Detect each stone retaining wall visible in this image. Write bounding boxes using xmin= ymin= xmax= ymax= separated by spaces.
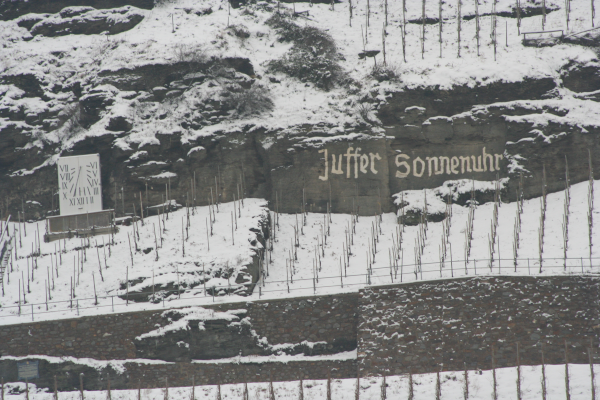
xmin=0 ymin=358 xmax=357 ymax=391
xmin=0 ymin=276 xmax=598 ymax=391
xmin=357 ymin=276 xmax=600 ymax=376
xmin=0 ymin=293 xmax=358 ymax=360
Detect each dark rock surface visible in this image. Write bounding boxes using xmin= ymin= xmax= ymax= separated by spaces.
xmin=0 ymin=0 xmax=153 ymax=21
xmin=1 ymin=64 xmax=600 ymax=222
xmin=15 ymin=13 xmax=49 ymax=29
xmin=561 ymin=62 xmax=600 ymax=93
xmin=30 ymin=6 xmax=145 ymax=37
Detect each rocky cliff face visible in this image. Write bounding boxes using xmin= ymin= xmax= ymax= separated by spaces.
xmin=1 ymin=0 xmax=599 ymax=220
xmin=3 ymin=69 xmax=599 ymax=220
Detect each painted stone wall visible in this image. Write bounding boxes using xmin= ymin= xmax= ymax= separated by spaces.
xmin=4 ymin=77 xmax=600 ymax=220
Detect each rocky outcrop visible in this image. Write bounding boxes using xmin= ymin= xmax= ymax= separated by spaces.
xmin=561 ymin=61 xmax=600 ymax=93
xmin=1 ymin=62 xmax=600 ymax=221
xmin=0 ymin=0 xmax=153 ymax=21
xmin=29 ymin=6 xmax=145 ymax=37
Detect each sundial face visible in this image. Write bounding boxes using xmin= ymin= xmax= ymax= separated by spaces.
xmin=57 ymin=154 xmax=103 ymax=216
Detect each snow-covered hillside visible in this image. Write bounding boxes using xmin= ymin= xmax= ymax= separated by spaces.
xmin=2 ymin=363 xmax=598 ymax=400
xmin=1 ymin=0 xmax=600 ymax=153
xmin=0 ymin=179 xmax=598 ymax=324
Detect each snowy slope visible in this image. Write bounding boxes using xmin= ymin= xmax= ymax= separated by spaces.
xmin=1 ymin=0 xmax=600 ymax=154
xmin=0 ymin=179 xmax=598 ymax=325
xmin=1 ymin=363 xmax=599 ymax=400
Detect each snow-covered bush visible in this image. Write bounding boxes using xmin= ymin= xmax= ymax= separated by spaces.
xmin=369 ymin=63 xmax=400 ymax=82
xmin=173 ymin=43 xmax=207 ymax=65
xmin=221 ymin=84 xmax=274 ymax=117
xmin=227 ymin=24 xmax=251 ymax=39
xmin=266 ymin=14 xmax=343 ymax=90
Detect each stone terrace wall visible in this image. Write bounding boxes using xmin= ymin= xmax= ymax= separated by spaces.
xmin=0 ymin=276 xmax=598 ymax=391
xmin=357 ymin=276 xmax=600 ymax=376
xmin=0 ymin=293 xmax=358 ymax=360
xmin=0 ymin=358 xmax=357 ymax=391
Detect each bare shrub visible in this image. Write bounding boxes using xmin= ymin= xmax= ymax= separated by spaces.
xmin=356 ymin=103 xmax=373 ymax=123
xmin=227 ymin=24 xmax=251 ymax=39
xmin=370 ymin=63 xmax=400 ymax=82
xmin=221 ymin=84 xmax=273 ymax=117
xmin=154 ymin=0 xmax=176 ymax=7
xmin=266 ymin=14 xmax=343 ymax=90
xmin=57 ymin=103 xmax=82 ymax=140
xmin=173 ymin=43 xmax=207 ymax=64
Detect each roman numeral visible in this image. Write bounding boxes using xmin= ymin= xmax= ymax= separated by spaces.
xmin=61 ymin=182 xmax=68 ymax=190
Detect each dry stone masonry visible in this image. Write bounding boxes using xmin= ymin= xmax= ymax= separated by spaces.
xmin=0 ymin=276 xmax=598 ymax=391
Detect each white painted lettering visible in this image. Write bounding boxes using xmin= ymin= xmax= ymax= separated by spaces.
xmin=439 ymin=156 xmax=451 ymax=175
xmin=482 ymin=147 xmax=494 ymax=172
xmin=450 ymin=157 xmax=460 ymax=174
xmin=331 ymin=154 xmax=343 ymax=175
xmin=495 ymin=154 xmax=503 ymax=171
xmin=352 ymin=148 xmax=361 ymax=178
xmin=369 ymin=153 xmax=381 ymax=174
xmin=460 ymin=156 xmax=472 ymax=173
xmin=426 ymin=157 xmax=438 ymax=177
xmin=413 ymin=157 xmax=426 ymax=177
xmin=318 ymin=149 xmax=329 ymax=181
xmin=471 ymin=155 xmax=484 ymax=172
xmin=345 ymin=147 xmax=355 ymax=179
xmin=395 ymin=154 xmax=411 ymax=178
xmin=360 ymin=154 xmax=369 ymax=174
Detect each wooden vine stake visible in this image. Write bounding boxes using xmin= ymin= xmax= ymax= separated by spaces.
xmin=492 ymin=345 xmax=497 ymax=400
xmin=516 ymin=342 xmax=521 ymax=400
xmin=457 ymin=0 xmax=462 ymax=57
xmin=475 ymin=0 xmax=480 ymax=56
xmin=355 ymin=371 xmax=360 ymax=400
xmin=438 ymin=0 xmax=443 ymax=58
xmin=421 ymin=0 xmax=426 ymax=58
xmin=107 ymin=375 xmax=112 ymax=400
xmin=327 ymin=371 xmax=332 ymax=400
xmin=463 ymin=362 xmax=468 ymax=400
xmin=541 ymin=344 xmax=547 ymax=400
xmin=382 ymin=25 xmax=386 ymax=66
xmin=191 ymin=376 xmax=195 ymax=400
xmin=349 ymin=0 xmax=352 ymax=26
xmin=589 ymin=339 xmax=596 ymax=400
xmin=79 ymin=374 xmax=84 ymax=400
xmin=564 ymin=340 xmax=571 ymax=400
xmin=435 ymin=368 xmax=441 ymax=400
xmin=516 ymin=0 xmax=521 ymax=34
xmin=588 ymin=150 xmax=594 ymax=267
xmin=269 ymin=373 xmax=275 ymax=400
xmin=402 ymin=0 xmax=407 ymax=62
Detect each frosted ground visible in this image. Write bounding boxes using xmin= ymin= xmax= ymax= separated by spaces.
xmin=1 ymin=0 xmax=600 ymax=154
xmin=1 ymin=364 xmax=598 ymax=400
xmin=0 ymin=179 xmax=598 ymax=324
